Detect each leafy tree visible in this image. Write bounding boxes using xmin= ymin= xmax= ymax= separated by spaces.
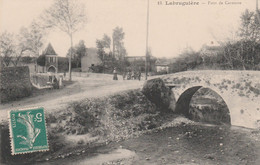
xmin=58 ymin=58 xmax=69 ymax=72
xmin=42 ymin=0 xmax=87 ymax=81
xmin=239 ymin=9 xmax=260 ymax=42
xmin=96 ymin=39 xmax=106 ymax=62
xmin=102 ymin=34 xmax=111 ymax=50
xmin=66 ymin=40 xmax=86 ymax=68
xmin=75 ymin=40 xmax=87 ymax=67
xmin=21 ymin=56 xmax=34 ymax=64
xmin=212 ymin=10 xmax=260 ymax=70
xmin=95 ymin=30 xmax=128 ymax=73
xmin=37 ymin=55 xmax=46 ymax=66
xmin=193 ymin=10 xmax=260 ymax=70
xmin=168 ymin=47 xmax=202 ymax=73
xmin=112 ymin=27 xmax=127 ymax=60
xmin=222 ymin=40 xmax=260 ymax=70
xmin=96 ymin=34 xmax=113 ymax=62
xmin=238 ymin=10 xmax=260 ymax=69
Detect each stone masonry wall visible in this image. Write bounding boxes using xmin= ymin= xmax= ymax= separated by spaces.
xmin=0 ymin=66 xmax=32 ymax=103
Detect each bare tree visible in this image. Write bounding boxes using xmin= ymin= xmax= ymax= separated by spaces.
xmin=22 ymin=21 xmax=45 ymax=56
xmin=0 ymin=31 xmax=29 ymax=67
xmin=11 ymin=43 xmax=27 ymax=67
xmin=0 ymin=32 xmax=15 ymax=67
xmin=18 ymin=20 xmax=45 ymax=71
xmin=42 ymin=0 xmax=87 ymax=81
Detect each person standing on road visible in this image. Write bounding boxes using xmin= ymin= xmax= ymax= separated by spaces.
xmin=113 ymin=68 xmax=118 ymax=80
xmin=53 ymin=76 xmax=59 ymax=89
xmin=123 ymin=71 xmax=126 ymax=80
xmin=138 ymin=70 xmax=141 ymax=81
xmin=131 ymin=71 xmax=135 ymax=80
xmin=127 ymin=71 xmax=131 ymax=80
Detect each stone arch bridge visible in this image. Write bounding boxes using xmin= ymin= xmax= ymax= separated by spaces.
xmin=160 ymin=70 xmax=260 ymax=129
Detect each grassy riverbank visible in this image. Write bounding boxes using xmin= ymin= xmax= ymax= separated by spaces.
xmin=1 ymin=89 xmax=175 ymax=164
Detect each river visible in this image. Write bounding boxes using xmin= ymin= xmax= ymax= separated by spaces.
xmin=40 ymin=122 xmax=260 ymax=165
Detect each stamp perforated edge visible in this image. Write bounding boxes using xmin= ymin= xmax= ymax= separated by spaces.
xmin=8 ymin=106 xmax=49 ymax=155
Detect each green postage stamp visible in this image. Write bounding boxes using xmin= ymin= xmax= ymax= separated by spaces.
xmin=8 ymin=107 xmax=49 ymax=155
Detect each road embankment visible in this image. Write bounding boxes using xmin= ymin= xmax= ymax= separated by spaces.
xmin=1 ymin=88 xmax=175 ymax=164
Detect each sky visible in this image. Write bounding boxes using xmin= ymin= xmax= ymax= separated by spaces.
xmin=0 ymin=0 xmax=256 ymax=58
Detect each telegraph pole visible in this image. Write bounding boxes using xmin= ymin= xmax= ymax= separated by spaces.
xmin=256 ymin=0 xmax=260 ymax=24
xmin=145 ymin=0 xmax=150 ymax=80
xmin=257 ymin=0 xmax=258 ymax=11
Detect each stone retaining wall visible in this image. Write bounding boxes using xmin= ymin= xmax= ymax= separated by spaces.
xmin=0 ymin=66 xmax=32 ymax=103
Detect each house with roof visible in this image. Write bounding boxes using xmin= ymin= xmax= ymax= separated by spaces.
xmin=36 ymin=43 xmax=69 ymax=73
xmin=125 ymin=56 xmax=146 ymax=62
xmin=155 ymin=60 xmax=170 ymax=73
xmin=200 ymin=41 xmax=223 ymax=58
xmin=43 ymin=43 xmax=59 ymax=73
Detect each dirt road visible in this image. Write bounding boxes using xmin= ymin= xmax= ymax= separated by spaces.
xmin=0 ymin=73 xmax=144 ymax=122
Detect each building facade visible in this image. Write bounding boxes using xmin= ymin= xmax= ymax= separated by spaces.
xmin=42 ymin=43 xmax=58 ymax=73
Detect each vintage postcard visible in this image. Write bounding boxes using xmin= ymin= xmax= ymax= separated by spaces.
xmin=0 ymin=0 xmax=259 ymax=164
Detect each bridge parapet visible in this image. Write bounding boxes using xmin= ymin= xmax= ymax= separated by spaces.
xmin=161 ymin=70 xmax=260 ymax=129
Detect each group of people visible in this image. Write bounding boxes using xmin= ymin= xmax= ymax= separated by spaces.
xmin=112 ymin=68 xmax=142 ymax=81
xmin=123 ymin=70 xmax=141 ymax=80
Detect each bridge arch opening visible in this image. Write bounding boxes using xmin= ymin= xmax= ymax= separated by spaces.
xmin=175 ymin=86 xmax=231 ymax=125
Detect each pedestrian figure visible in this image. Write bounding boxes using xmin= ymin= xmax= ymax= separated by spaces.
xmin=53 ymin=76 xmax=59 ymax=89
xmin=49 ymin=75 xmax=53 ymax=83
xmin=131 ymin=71 xmax=135 ymax=80
xmin=127 ymin=71 xmax=131 ymax=80
xmin=138 ymin=71 xmax=141 ymax=81
xmin=123 ymin=71 xmax=126 ymax=80
xmin=113 ymin=68 xmax=118 ymax=80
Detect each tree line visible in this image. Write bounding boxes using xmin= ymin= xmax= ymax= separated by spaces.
xmin=0 ymin=21 xmax=45 ymax=68
xmin=94 ymin=27 xmax=128 ymax=73
xmin=0 ymin=0 xmax=86 ymax=81
xmin=58 ymin=26 xmax=128 ymax=73
xmin=168 ymin=9 xmax=260 ymax=73
xmin=0 ymin=0 xmax=129 ymax=77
